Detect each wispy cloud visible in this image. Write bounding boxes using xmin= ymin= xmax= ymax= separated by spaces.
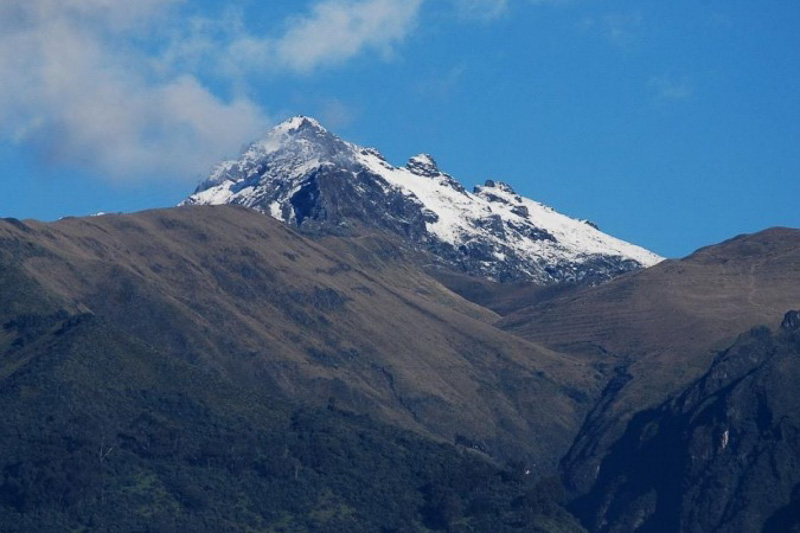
xmin=0 ymin=1 xmax=268 ymax=182
xmin=0 ymin=0 xmax=424 ymax=182
xmin=170 ymin=0 xmax=423 ymax=77
xmin=276 ymin=0 xmax=423 ymax=73
xmin=1 ymin=0 xmax=574 ymax=182
xmin=648 ymin=75 xmax=693 ymax=101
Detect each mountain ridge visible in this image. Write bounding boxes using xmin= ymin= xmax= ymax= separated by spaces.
xmin=183 ymin=116 xmax=662 ymax=284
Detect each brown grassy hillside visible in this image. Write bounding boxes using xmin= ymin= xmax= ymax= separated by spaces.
xmin=0 ymin=205 xmax=602 ymax=470
xmin=497 ymin=227 xmax=800 ymax=491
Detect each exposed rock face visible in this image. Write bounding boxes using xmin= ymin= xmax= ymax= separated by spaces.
xmin=498 ymin=227 xmax=800 ymax=500
xmin=184 ymin=116 xmax=662 ymax=284
xmin=571 ymin=311 xmax=800 ymax=533
xmin=781 ymin=309 xmax=800 ymax=330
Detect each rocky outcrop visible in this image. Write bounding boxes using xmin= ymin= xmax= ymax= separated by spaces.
xmin=571 ymin=311 xmax=800 ymax=533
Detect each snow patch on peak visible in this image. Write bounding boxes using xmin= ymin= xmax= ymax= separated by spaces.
xmin=275 ymin=116 xmax=327 ymax=135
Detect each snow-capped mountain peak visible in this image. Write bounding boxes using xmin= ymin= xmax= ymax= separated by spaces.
xmin=275 ymin=115 xmax=327 ymax=134
xmin=183 ymin=117 xmax=662 ymax=284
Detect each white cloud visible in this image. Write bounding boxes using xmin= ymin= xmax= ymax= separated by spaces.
xmin=0 ymin=0 xmax=423 ymax=183
xmin=0 ymin=0 xmax=268 ymax=182
xmin=165 ymin=0 xmax=423 ymax=77
xmin=276 ymin=0 xmax=423 ymax=73
xmin=1 ymin=0 xmax=565 ymax=183
xmin=605 ymin=14 xmax=643 ymax=47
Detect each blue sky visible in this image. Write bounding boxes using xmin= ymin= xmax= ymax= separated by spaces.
xmin=1 ymin=0 xmax=798 ymax=258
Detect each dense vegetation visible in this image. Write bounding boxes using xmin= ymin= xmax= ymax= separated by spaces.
xmin=0 ymin=306 xmax=584 ymax=532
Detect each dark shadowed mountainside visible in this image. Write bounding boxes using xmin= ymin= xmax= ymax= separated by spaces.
xmin=571 ymin=311 xmax=800 ymax=533
xmin=496 ymin=228 xmax=800 ymax=493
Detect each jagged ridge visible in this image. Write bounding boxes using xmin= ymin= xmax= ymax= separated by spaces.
xmin=183 ymin=116 xmax=662 ymax=283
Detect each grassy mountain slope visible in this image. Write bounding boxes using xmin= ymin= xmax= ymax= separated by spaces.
xmin=496 ymin=228 xmax=800 ymax=492
xmin=0 ymin=206 xmax=601 ymax=471
xmin=0 ymin=293 xmax=585 ymax=532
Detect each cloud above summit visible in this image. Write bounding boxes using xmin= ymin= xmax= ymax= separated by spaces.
xmin=0 ymin=0 xmax=423 ymax=182
xmin=276 ymin=0 xmax=423 ymax=72
xmin=0 ymin=0 xmax=269 ymax=182
xmin=0 ymin=0 xmax=573 ymax=183
xmin=170 ymin=0 xmax=424 ymax=77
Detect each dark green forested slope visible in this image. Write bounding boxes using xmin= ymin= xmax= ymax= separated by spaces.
xmin=0 ymin=265 xmax=584 ymax=532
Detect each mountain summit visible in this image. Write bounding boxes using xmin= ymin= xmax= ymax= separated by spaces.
xmin=183 ymin=116 xmax=662 ymax=283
